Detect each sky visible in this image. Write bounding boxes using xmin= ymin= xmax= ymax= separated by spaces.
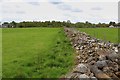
xmin=0 ymin=0 xmax=119 ymax=23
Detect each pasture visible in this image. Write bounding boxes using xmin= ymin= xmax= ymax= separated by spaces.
xmin=79 ymin=28 xmax=119 ymax=43
xmin=2 ymin=28 xmax=75 ymax=78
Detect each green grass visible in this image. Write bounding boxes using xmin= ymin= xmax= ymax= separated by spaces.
xmin=2 ymin=28 xmax=75 ymax=78
xmin=79 ymin=28 xmax=119 ymax=43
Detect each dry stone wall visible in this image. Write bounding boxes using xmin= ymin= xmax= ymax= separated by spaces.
xmin=64 ymin=27 xmax=120 ymax=80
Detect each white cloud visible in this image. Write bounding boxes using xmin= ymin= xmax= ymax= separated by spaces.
xmin=57 ymin=3 xmax=72 ymax=11
xmin=54 ymin=0 xmax=119 ymax=2
xmin=2 ymin=0 xmax=23 ymax=2
xmin=59 ymin=2 xmax=118 ymax=23
xmin=91 ymin=7 xmax=102 ymax=10
xmin=27 ymin=2 xmax=40 ymax=6
xmin=1 ymin=1 xmax=118 ymax=23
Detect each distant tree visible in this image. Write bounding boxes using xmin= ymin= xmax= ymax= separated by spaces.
xmin=66 ymin=20 xmax=72 ymax=27
xmin=85 ymin=21 xmax=89 ymax=24
xmin=75 ymin=22 xmax=85 ymax=28
xmin=96 ymin=22 xmax=108 ymax=28
xmin=67 ymin=20 xmax=71 ymax=23
xmin=109 ymin=21 xmax=116 ymax=26
xmin=9 ymin=20 xmax=109 ymax=28
xmin=3 ymin=22 xmax=9 ymax=24
xmin=118 ymin=23 xmax=120 ymax=26
xmin=10 ymin=21 xmax=17 ymax=28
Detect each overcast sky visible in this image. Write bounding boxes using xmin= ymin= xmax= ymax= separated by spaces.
xmin=0 ymin=0 xmax=119 ymax=23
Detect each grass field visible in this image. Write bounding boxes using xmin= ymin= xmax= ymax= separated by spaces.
xmin=79 ymin=28 xmax=119 ymax=43
xmin=2 ymin=28 xmax=75 ymax=78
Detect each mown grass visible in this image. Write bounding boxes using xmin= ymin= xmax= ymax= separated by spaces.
xmin=2 ymin=28 xmax=75 ymax=78
xmin=79 ymin=28 xmax=119 ymax=43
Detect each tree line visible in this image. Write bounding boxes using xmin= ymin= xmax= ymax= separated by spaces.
xmin=1 ymin=20 xmax=120 ymax=28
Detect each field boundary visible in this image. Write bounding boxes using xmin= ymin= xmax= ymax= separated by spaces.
xmin=64 ymin=27 xmax=120 ymax=79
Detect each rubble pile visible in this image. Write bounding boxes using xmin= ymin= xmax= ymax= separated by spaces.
xmin=64 ymin=28 xmax=120 ymax=79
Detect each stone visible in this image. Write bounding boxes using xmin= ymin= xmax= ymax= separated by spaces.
xmin=115 ymin=72 xmax=120 ymax=77
xmin=75 ymin=47 xmax=79 ymax=50
xmin=114 ymin=47 xmax=118 ymax=53
xmin=107 ymin=51 xmax=118 ymax=60
xmin=81 ymin=60 xmax=85 ymax=63
xmin=76 ymin=56 xmax=80 ymax=60
xmin=89 ymin=61 xmax=96 ymax=65
xmin=89 ymin=73 xmax=94 ymax=77
xmin=114 ymin=43 xmax=118 ymax=47
xmin=90 ymin=77 xmax=98 ymax=80
xmin=79 ymin=74 xmax=89 ymax=79
xmin=77 ymin=63 xmax=88 ymax=73
xmin=111 ymin=63 xmax=119 ymax=72
xmin=103 ymin=67 xmax=110 ymax=72
xmin=87 ymin=57 xmax=94 ymax=63
xmin=95 ymin=60 xmax=107 ymax=69
xmin=99 ymin=55 xmax=106 ymax=61
xmin=76 ymin=50 xmax=79 ymax=53
xmin=95 ymin=47 xmax=98 ymax=50
xmin=80 ymin=46 xmax=84 ymax=50
xmin=118 ymin=43 xmax=120 ymax=48
xmin=73 ymin=44 xmax=77 ymax=47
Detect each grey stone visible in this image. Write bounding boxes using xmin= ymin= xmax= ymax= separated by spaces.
xmin=77 ymin=63 xmax=88 ymax=73
xmin=95 ymin=60 xmax=107 ymax=69
xmin=107 ymin=52 xmax=118 ymax=61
